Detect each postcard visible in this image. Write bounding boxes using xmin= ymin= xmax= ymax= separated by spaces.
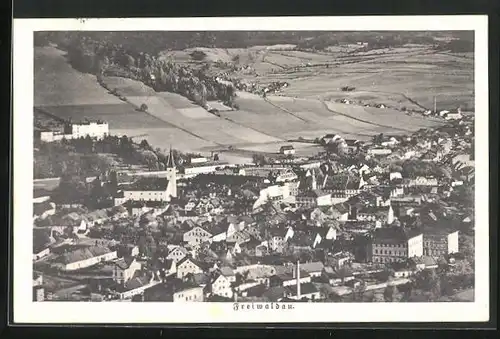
xmin=13 ymin=15 xmax=489 ymax=323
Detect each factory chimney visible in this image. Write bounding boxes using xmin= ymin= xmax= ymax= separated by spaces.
xmin=296 ymin=260 xmax=301 ymax=300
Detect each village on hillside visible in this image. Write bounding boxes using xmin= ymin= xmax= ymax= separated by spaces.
xmin=32 ymin=108 xmax=475 ymax=303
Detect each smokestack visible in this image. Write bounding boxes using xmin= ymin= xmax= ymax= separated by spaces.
xmin=296 ymin=260 xmax=301 ymax=299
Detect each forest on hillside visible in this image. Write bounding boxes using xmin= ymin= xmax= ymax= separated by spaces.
xmin=34 ymin=31 xmax=474 ymax=53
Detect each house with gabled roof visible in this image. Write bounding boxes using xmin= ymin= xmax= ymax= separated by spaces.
xmin=116 ymin=274 xmax=160 ymax=300
xmin=318 ymin=226 xmax=337 ymax=241
xmin=183 ymin=226 xmax=212 ymax=247
xmin=226 ymin=230 xmax=252 ymax=245
xmin=219 ymin=266 xmax=237 ymax=282
xmin=112 ymin=257 xmax=142 ymax=284
xmin=33 ymin=201 xmax=56 ymax=221
xmin=266 ymin=227 xmax=293 ymax=253
xmin=166 ymin=246 xmax=189 ymax=264
xmin=176 ymin=257 xmax=204 ymax=279
xmin=56 ymin=246 xmax=117 ymax=271
xmin=210 ymin=273 xmax=233 ymax=299
xmin=327 ymin=203 xmax=350 ymax=221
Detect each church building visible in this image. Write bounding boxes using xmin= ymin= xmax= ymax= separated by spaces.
xmin=121 ymin=147 xmax=178 ymax=203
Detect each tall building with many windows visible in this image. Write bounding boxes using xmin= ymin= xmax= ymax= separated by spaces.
xmin=368 ymin=227 xmax=423 ymax=264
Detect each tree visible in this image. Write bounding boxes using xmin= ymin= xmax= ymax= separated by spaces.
xmin=53 ymin=174 xmax=88 ymax=204
xmin=371 ymin=292 xmax=386 ymax=302
xmin=415 ymin=269 xmax=442 ymax=301
xmin=352 ymin=281 xmax=366 ymax=301
xmin=373 ymin=133 xmax=384 ymax=144
xmin=252 ymin=154 xmax=267 ymax=166
xmin=383 ymin=285 xmax=400 ymax=302
xmin=140 ymin=139 xmax=151 ymax=150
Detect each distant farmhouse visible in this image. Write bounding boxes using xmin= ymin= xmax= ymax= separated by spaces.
xmin=279 ymin=145 xmax=296 ymax=156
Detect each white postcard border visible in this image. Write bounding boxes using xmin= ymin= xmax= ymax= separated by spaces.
xmin=13 ymin=15 xmax=489 ymax=324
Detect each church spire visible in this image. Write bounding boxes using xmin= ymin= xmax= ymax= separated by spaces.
xmin=166 ymin=145 xmax=176 ymax=168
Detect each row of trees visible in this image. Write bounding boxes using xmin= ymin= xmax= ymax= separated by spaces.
xmin=34 ymin=145 xmax=113 ymax=179
xmin=34 ymin=135 xmax=185 ymax=179
xmin=50 ymin=171 xmax=118 ymax=209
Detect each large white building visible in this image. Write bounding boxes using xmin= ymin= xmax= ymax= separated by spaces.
xmin=368 ymin=227 xmax=424 ymax=264
xmin=39 ymin=120 xmax=109 ymax=142
xmin=69 ymin=121 xmax=109 ymax=139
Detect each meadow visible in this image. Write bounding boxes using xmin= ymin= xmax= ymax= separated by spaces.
xmin=34 ymin=43 xmax=471 ymax=157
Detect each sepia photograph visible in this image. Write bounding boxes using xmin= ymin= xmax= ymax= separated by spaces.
xmin=13 ymin=16 xmax=489 ymax=324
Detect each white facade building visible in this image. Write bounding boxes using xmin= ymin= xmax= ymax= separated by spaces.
xmin=60 ymin=247 xmax=117 ymax=271
xmin=70 ymin=122 xmax=109 ymax=139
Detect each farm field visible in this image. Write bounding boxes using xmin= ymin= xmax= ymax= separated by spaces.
xmin=34 ymin=47 xmax=125 ymax=107
xmin=234 ymin=46 xmax=473 ymax=112
xmin=124 ymin=94 xmax=281 ymax=147
xmin=35 ymin=43 xmax=470 ymax=156
xmin=38 ymin=104 xmax=171 ymax=130
xmin=102 ymin=76 xmax=156 ymax=97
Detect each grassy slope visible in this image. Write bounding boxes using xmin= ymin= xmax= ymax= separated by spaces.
xmin=35 ymin=44 xmax=470 ymax=154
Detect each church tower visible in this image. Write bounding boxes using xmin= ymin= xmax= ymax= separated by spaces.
xmin=165 ymin=146 xmax=177 ymax=201
xmin=311 ymin=169 xmax=317 ymax=191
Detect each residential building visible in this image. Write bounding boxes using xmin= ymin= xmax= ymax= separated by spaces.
xmin=33 ymin=244 xmax=51 ymax=261
xmin=279 ymin=145 xmax=296 ymax=155
xmin=176 ymin=257 xmax=204 ymax=279
xmin=33 ymin=272 xmax=43 ymax=287
xmin=113 ymin=257 xmax=142 ymax=284
xmin=267 ymin=228 xmax=293 ymax=253
xmin=295 ymin=190 xmax=332 ymax=207
xmin=33 ymin=201 xmax=56 ymax=220
xmin=173 ymin=285 xmax=204 ymax=302
xmin=367 ymin=148 xmax=392 ymax=156
xmin=57 ymin=246 xmax=117 ymax=271
xmin=368 ymin=227 xmax=423 ymax=264
xmin=423 ymin=229 xmax=459 ymax=258
xmin=409 ymin=256 xmax=439 ymax=271
xmin=33 ymin=286 xmax=45 ymax=301
xmin=210 ymin=273 xmax=233 ymax=298
xmin=116 ymin=275 xmax=159 ymax=300
xmin=407 ymin=176 xmax=439 ymax=187
xmin=183 ymin=226 xmax=213 ymax=247
xmin=167 ymin=246 xmax=189 ymax=264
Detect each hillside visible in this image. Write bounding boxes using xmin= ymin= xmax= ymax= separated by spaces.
xmin=34 ymin=34 xmax=471 ymax=158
